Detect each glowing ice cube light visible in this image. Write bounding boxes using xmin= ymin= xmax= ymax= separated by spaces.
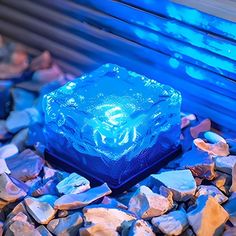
xmin=43 ymin=64 xmax=182 ymax=191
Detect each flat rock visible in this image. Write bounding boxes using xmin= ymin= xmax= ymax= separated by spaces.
xmin=0 ymin=173 xmax=26 ymax=204
xmin=83 ymin=205 xmax=136 ymax=230
xmin=178 ymin=148 xmax=216 ymax=180
xmin=56 ymin=172 xmax=90 ymax=195
xmin=4 ymin=202 xmax=34 ymax=230
xmin=195 ymin=185 xmax=228 ymax=204
xmin=187 ymin=195 xmax=229 ymax=236
xmin=150 ymin=170 xmax=197 ymax=201
xmin=152 ymin=210 xmax=188 ymax=235
xmin=5 ymin=220 xmax=40 ymax=236
xmin=24 ymin=195 xmax=57 ymax=224
xmin=31 ymin=177 xmax=58 ymax=197
xmin=101 ymin=196 xmax=128 ymax=210
xmin=128 ymin=186 xmax=172 ymax=219
xmin=79 ymin=223 xmax=119 ymax=236
xmin=54 ymin=183 xmax=111 ymax=210
xmin=190 ymin=119 xmax=211 ymax=138
xmin=224 ymin=197 xmax=236 ymax=226
xmin=0 ymin=159 xmax=10 ymax=174
xmin=215 ymin=155 xmax=236 ymax=174
xmin=230 ymin=164 xmax=236 ymax=192
xmin=6 ymin=108 xmax=40 ymax=133
xmin=128 ymin=219 xmax=155 ymax=236
xmin=6 ymin=149 xmax=44 ymax=181
xmin=204 ymin=131 xmax=226 ymax=144
xmin=11 ymin=128 xmax=28 ymax=152
xmin=0 ymin=144 xmax=18 ymax=159
xmin=194 ymin=138 xmax=229 ymax=156
xmin=223 ymin=227 xmax=236 ymax=236
xmin=0 ymin=120 xmax=11 ymax=141
xmin=36 ymin=225 xmax=52 ymax=236
xmin=47 ymin=212 xmax=83 ymax=236
xmin=211 ymin=171 xmax=231 ymax=195
xmin=0 ymin=221 xmax=2 ymax=236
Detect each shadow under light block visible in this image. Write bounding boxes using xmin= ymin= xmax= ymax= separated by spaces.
xmin=43 ymin=64 xmax=181 ymax=191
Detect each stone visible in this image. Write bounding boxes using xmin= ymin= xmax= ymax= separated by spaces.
xmin=36 ymin=225 xmax=53 ymax=236
xmin=230 ymin=163 xmax=236 ymax=192
xmin=11 ymin=128 xmax=28 ymax=152
xmin=83 ymin=205 xmax=136 ymax=230
xmin=128 ymin=219 xmax=155 ymax=236
xmin=128 ymin=186 xmax=172 ymax=219
xmin=150 ymin=170 xmax=197 ymax=201
xmin=211 ymin=171 xmax=232 ymax=195
xmin=4 ymin=202 xmax=35 ymax=230
xmin=57 ymin=210 xmax=69 ymax=218
xmin=5 ymin=220 xmax=40 ymax=236
xmin=11 ymin=88 xmax=35 ymax=111
xmin=178 ymin=148 xmax=216 ymax=180
xmin=0 ymin=159 xmax=10 ymax=174
xmin=0 ymin=173 xmax=26 ymax=204
xmin=227 ymin=139 xmax=236 ymax=155
xmin=31 ymin=177 xmax=59 ymax=197
xmin=30 ymin=51 xmax=52 ymax=71
xmin=0 ymin=120 xmax=12 ymax=141
xmin=0 ymin=144 xmax=18 ymax=159
xmin=215 ymin=155 xmax=236 ymax=174
xmin=101 ymin=196 xmax=128 ymax=209
xmin=56 ymin=172 xmax=90 ymax=195
xmin=223 ymin=227 xmax=236 ymax=236
xmin=204 ymin=131 xmax=226 ymax=144
xmin=195 ymin=185 xmax=228 ymax=204
xmin=54 ymin=183 xmax=112 ymax=210
xmin=6 ymin=149 xmax=44 ymax=181
xmin=187 ymin=195 xmax=229 ymax=236
xmin=224 ymin=197 xmax=236 ymax=226
xmin=181 ymin=117 xmax=190 ymax=129
xmin=0 ymin=222 xmax=2 ymax=236
xmin=47 ymin=212 xmax=83 ymax=236
xmin=152 ymin=210 xmax=188 ymax=235
xmin=24 ymin=195 xmax=57 ymax=224
xmin=43 ymin=166 xmax=69 ymax=181
xmin=194 ymin=138 xmax=229 ymax=156
xmin=190 ymin=119 xmax=211 ymax=138
xmin=33 ymin=64 xmax=63 ymax=83
xmin=79 ymin=223 xmax=119 ymax=236
xmin=6 ymin=108 xmax=41 ymax=133
xmin=43 ymin=64 xmax=181 ymax=186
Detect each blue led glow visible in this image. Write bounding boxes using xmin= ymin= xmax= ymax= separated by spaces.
xmin=43 ymin=64 xmax=181 ymax=184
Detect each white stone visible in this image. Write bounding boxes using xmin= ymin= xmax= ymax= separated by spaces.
xmin=196 ymin=185 xmax=228 ymax=204
xmin=230 ymin=163 xmax=236 ymax=192
xmin=0 ymin=144 xmax=18 ymax=159
xmin=54 ymin=183 xmax=111 ymax=210
xmin=187 ymin=195 xmax=229 ymax=236
xmin=47 ymin=212 xmax=83 ymax=236
xmin=80 ymin=223 xmax=119 ymax=236
xmin=0 ymin=159 xmax=10 ymax=174
xmin=128 ymin=186 xmax=172 ymax=219
xmin=150 ymin=170 xmax=197 ymax=201
xmin=204 ymin=131 xmax=226 ymax=144
xmin=56 ymin=172 xmax=90 ymax=195
xmin=24 ymin=195 xmax=57 ymax=224
xmin=215 ymin=155 xmax=236 ymax=174
xmin=83 ymin=206 xmax=136 ymax=230
xmin=152 ymin=210 xmax=188 ymax=235
xmin=129 ymin=219 xmax=155 ymax=236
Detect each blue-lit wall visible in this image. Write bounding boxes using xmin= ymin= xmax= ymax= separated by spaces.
xmin=0 ymin=0 xmax=235 ymax=132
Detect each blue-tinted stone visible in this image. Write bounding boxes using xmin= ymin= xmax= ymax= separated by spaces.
xmin=43 ymin=64 xmax=181 ymax=185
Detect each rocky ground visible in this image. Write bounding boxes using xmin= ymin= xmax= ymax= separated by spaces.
xmin=0 ymin=35 xmax=236 ymax=236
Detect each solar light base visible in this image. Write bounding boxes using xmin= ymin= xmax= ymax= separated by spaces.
xmin=45 ymin=145 xmax=182 ymax=195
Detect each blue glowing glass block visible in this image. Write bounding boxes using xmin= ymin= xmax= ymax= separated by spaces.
xmin=43 ymin=64 xmax=181 ymax=187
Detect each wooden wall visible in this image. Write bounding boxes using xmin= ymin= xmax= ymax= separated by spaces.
xmin=0 ymin=0 xmax=235 ymax=132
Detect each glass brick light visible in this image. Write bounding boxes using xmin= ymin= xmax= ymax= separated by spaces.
xmin=43 ymin=64 xmax=181 ymax=191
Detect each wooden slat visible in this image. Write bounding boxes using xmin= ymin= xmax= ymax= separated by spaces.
xmin=173 ymin=0 xmax=236 ymax=22
xmin=121 ymin=0 xmax=236 ymax=41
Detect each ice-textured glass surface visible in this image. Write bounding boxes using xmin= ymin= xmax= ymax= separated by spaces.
xmin=43 ymin=64 xmax=181 ymax=185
